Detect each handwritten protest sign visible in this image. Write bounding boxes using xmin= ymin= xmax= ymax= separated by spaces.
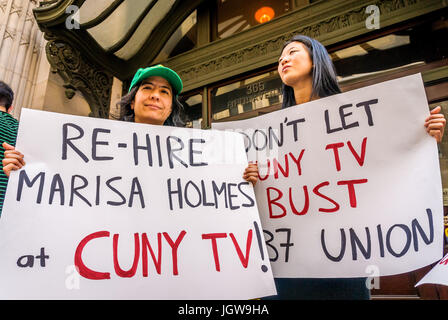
xmin=416 ymin=253 xmax=448 ymax=287
xmin=213 ymin=74 xmax=444 ymax=278
xmin=0 ymin=108 xmax=276 ymax=299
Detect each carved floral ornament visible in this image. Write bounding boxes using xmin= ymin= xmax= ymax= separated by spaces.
xmin=46 ymin=36 xmax=113 ymax=118
xmin=47 ymin=40 xmax=81 ymax=72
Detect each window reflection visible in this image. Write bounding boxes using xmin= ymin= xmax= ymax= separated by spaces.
xmin=211 ymin=70 xmax=282 ymax=121
xmin=333 ymin=18 xmax=448 ymax=83
xmin=181 ymin=93 xmax=203 ymax=128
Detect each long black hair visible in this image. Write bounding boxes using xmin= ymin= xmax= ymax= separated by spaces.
xmin=117 ymin=84 xmax=185 ymax=127
xmin=280 ymin=35 xmax=341 ymax=109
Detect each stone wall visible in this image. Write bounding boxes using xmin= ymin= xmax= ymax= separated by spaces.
xmin=0 ymin=0 xmax=91 ymax=119
xmin=0 ymin=0 xmax=44 ymax=118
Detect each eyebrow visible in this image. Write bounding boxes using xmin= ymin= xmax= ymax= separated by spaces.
xmin=141 ymin=80 xmax=172 ymax=92
xmin=278 ymin=45 xmax=301 ymax=60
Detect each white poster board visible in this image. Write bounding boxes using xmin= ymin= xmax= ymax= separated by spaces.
xmin=213 ymin=74 xmax=444 ymax=278
xmin=0 ymin=108 xmax=276 ymax=299
xmin=416 ymin=253 xmax=448 ymax=287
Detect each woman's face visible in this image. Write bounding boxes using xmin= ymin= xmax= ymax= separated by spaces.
xmin=278 ymin=41 xmax=313 ymax=88
xmin=131 ymin=76 xmax=173 ymax=125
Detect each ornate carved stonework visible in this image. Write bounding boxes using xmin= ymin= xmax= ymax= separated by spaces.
xmin=33 ymin=0 xmax=443 ymax=99
xmin=172 ymin=0 xmax=434 ymax=91
xmin=45 ymin=34 xmax=113 ymax=118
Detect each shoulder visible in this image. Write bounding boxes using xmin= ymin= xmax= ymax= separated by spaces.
xmin=0 ymin=112 xmax=19 ymax=131
xmin=0 ymin=112 xmax=18 ymax=123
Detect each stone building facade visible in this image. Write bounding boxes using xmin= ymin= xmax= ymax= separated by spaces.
xmin=0 ymin=0 xmax=90 ymax=119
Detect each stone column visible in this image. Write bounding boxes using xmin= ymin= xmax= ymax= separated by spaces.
xmin=108 ymin=77 xmax=123 ymax=120
xmin=0 ymin=0 xmax=44 ymax=118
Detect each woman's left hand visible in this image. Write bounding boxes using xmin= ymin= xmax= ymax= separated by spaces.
xmin=425 ymin=106 xmax=446 ymax=143
xmin=243 ymin=162 xmax=259 ymax=186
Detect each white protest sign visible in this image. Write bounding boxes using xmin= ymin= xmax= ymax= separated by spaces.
xmin=0 ymin=108 xmax=276 ymax=299
xmin=416 ymin=253 xmax=448 ymax=287
xmin=213 ymin=74 xmax=444 ymax=278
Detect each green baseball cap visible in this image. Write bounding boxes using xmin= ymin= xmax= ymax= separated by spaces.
xmin=128 ymin=64 xmax=183 ymax=95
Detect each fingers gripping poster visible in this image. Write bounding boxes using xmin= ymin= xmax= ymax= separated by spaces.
xmin=0 ymin=109 xmax=276 ymax=299
xmin=213 ymin=74 xmax=444 ymax=278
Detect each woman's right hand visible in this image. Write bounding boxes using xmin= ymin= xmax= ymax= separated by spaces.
xmin=243 ymin=162 xmax=259 ymax=186
xmin=2 ymin=142 xmax=25 ymax=177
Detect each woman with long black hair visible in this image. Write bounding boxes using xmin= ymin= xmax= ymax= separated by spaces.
xmin=265 ymin=34 xmax=446 ymax=299
xmin=279 ymin=35 xmax=339 ymax=106
xmin=279 ymin=35 xmax=445 ymax=142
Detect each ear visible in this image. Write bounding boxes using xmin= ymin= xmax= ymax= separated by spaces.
xmin=130 ymin=100 xmax=134 ymax=110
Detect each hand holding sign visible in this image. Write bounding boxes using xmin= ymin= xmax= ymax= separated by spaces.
xmin=213 ymin=74 xmax=445 ymax=278
xmin=243 ymin=162 xmax=259 ymax=186
xmin=0 ymin=109 xmax=276 ymax=299
xmin=425 ymin=106 xmax=446 ymax=143
xmin=2 ymin=142 xmax=24 ymax=177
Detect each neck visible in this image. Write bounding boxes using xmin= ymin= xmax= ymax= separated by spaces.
xmin=292 ymin=77 xmax=314 ymax=105
xmin=0 ymin=106 xmax=7 ymax=113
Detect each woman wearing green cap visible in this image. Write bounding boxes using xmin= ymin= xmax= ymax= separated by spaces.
xmin=118 ymin=64 xmax=185 ymax=126
xmin=2 ymin=65 xmax=259 ymax=185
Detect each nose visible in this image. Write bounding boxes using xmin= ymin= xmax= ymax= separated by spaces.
xmin=280 ymin=55 xmax=289 ymax=66
xmin=149 ymin=90 xmax=160 ymax=101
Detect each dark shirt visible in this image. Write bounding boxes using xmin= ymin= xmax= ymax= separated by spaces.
xmin=263 ymin=278 xmax=370 ymax=300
